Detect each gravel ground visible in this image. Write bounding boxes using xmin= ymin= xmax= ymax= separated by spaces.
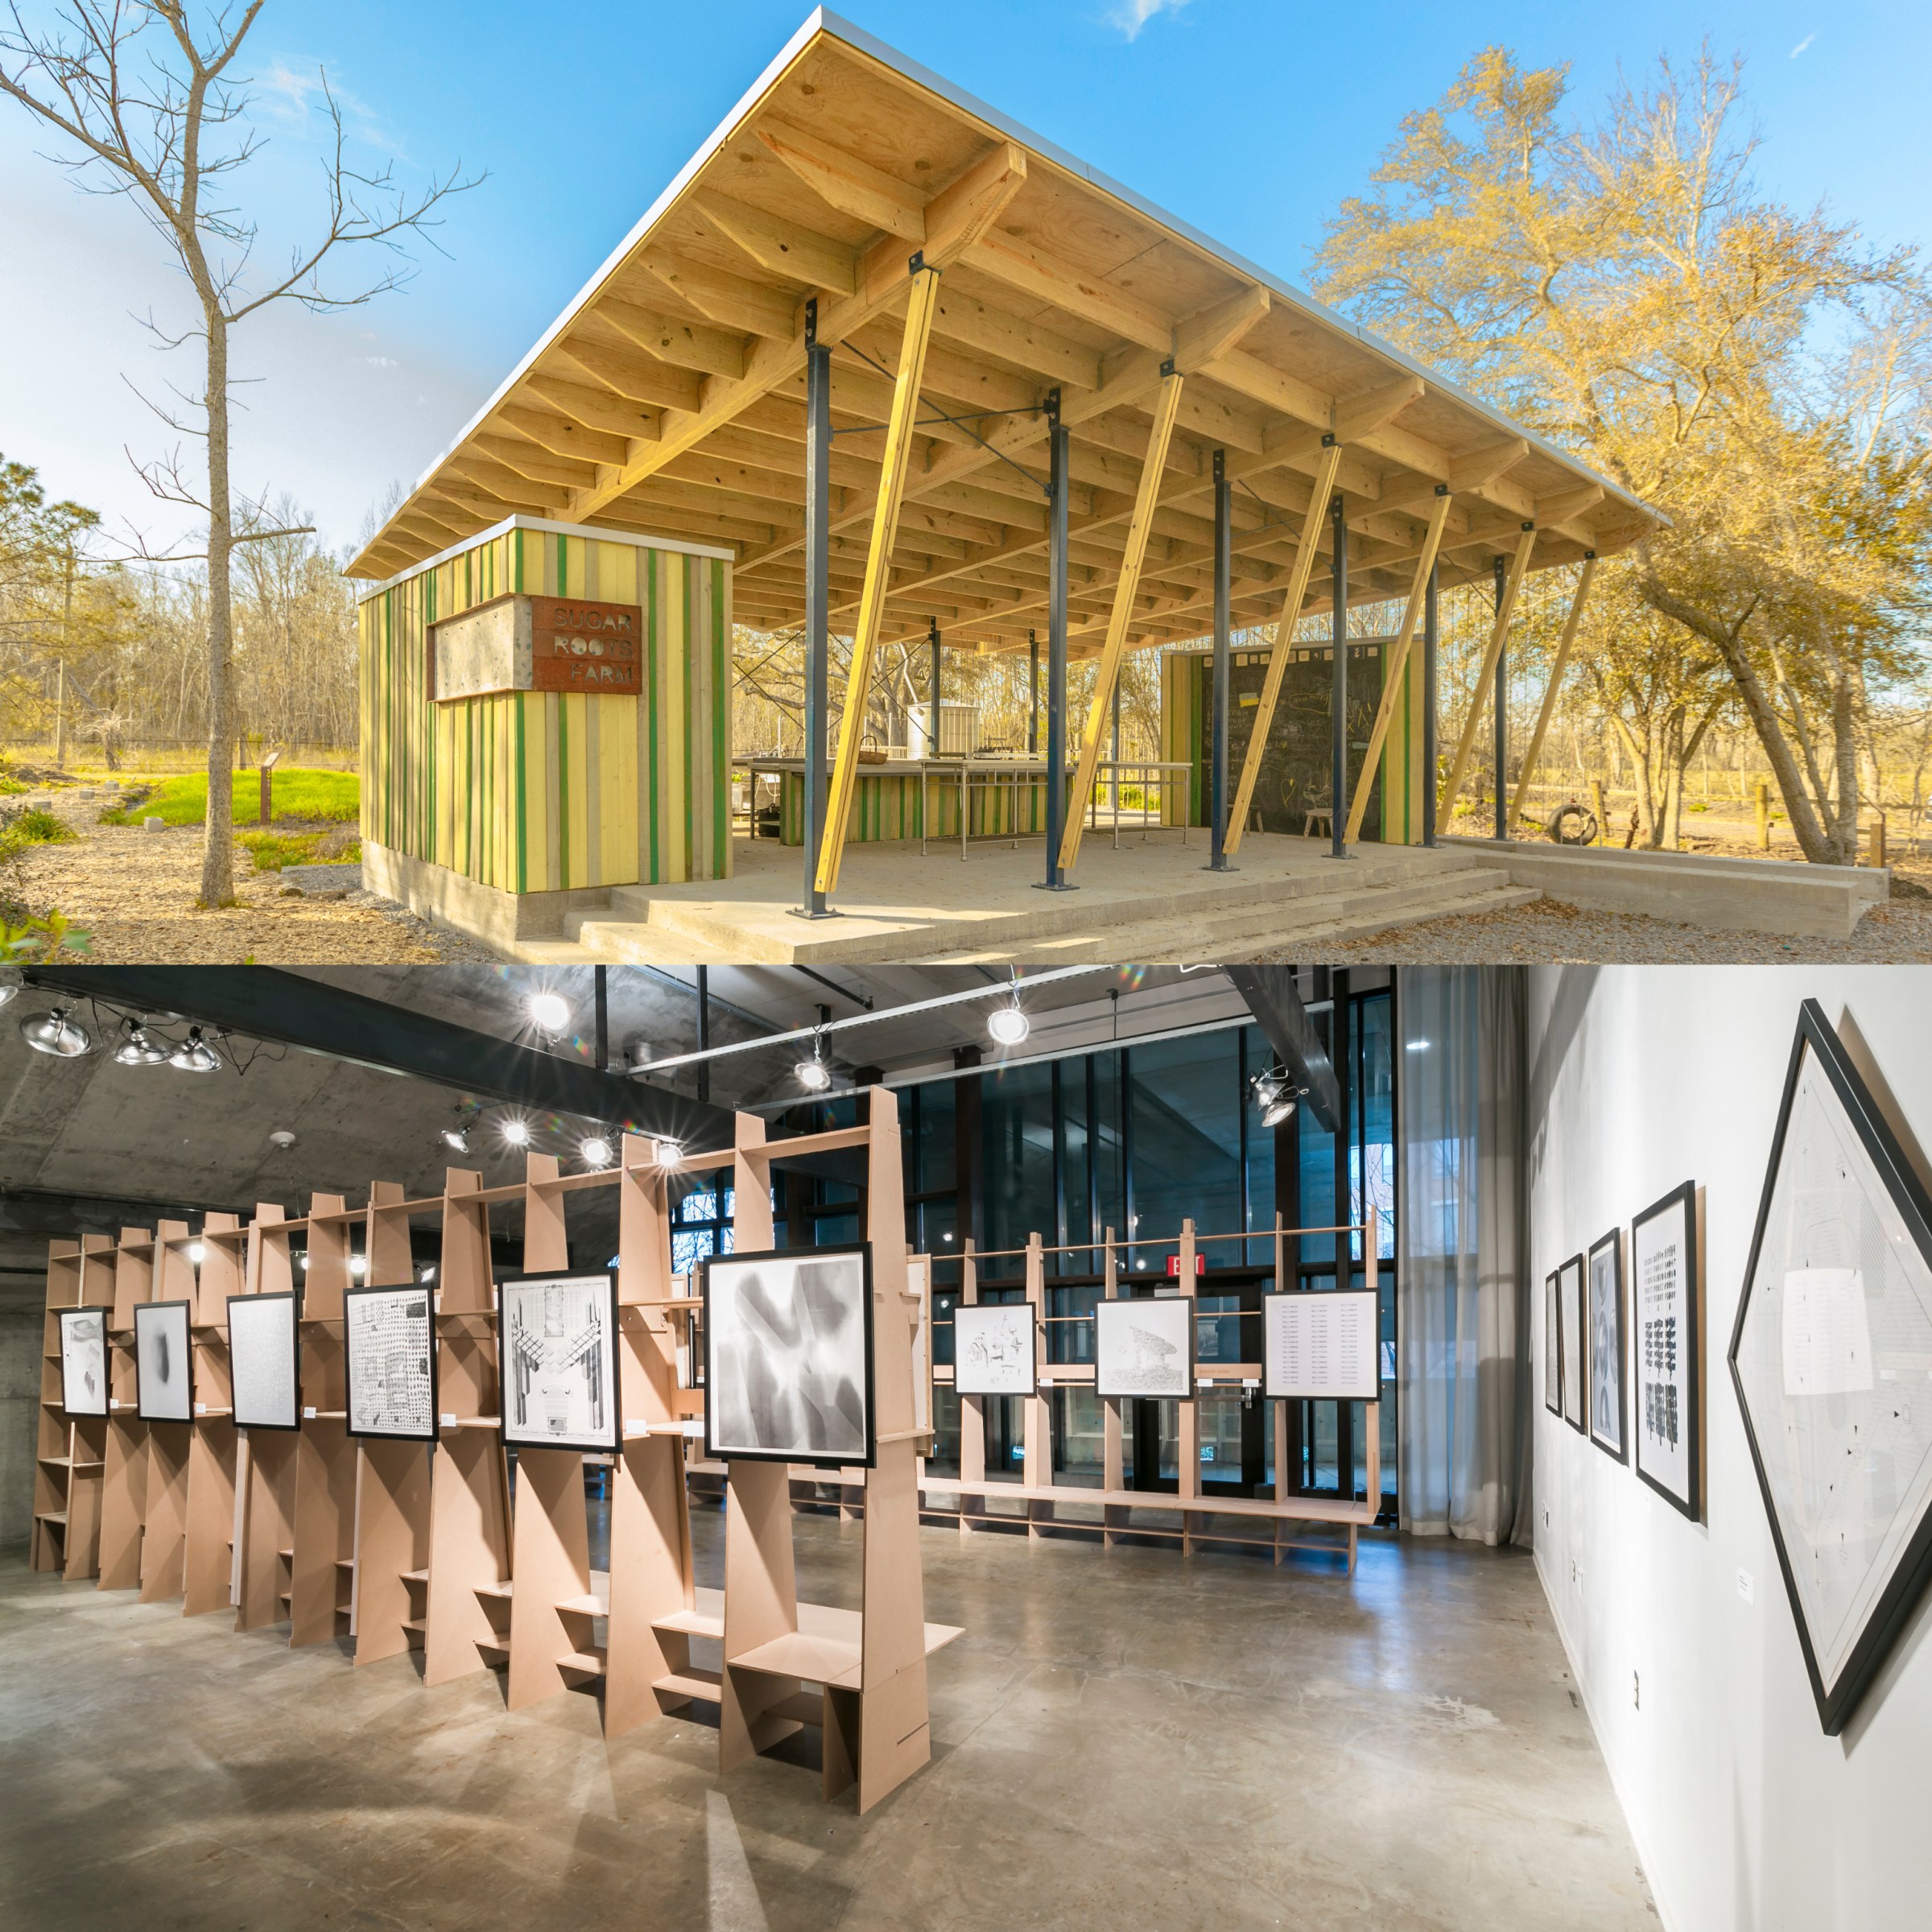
xmin=8 ymin=801 xmax=501 ymax=964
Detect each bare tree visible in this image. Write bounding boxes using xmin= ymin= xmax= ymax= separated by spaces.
xmin=0 ymin=2 xmax=476 ymax=902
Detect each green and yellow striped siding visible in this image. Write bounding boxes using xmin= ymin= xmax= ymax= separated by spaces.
xmin=775 ymin=770 xmax=1056 ymax=844
xmin=357 ymin=526 xmax=730 ymax=895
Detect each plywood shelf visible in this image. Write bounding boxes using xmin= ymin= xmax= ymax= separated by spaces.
xmin=729 ymin=1630 xmax=862 ymax=1689
xmin=655 ymin=1666 xmax=723 ymax=1702
xmin=402 ymin=1569 xmax=428 ymax=1584
xmin=558 ymin=1648 xmax=608 ymax=1678
xmin=556 ymin=1595 xmax=605 ymax=1617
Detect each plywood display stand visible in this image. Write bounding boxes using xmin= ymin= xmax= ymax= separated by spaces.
xmin=180 ymin=1212 xmax=243 ymax=1615
xmin=97 ymin=1224 xmax=156 ymax=1591
xmin=931 ymin=1212 xmax=1383 ymax=1573
xmin=31 ymin=1235 xmax=114 ymax=1578
xmin=289 ymin=1193 xmax=357 ymax=1647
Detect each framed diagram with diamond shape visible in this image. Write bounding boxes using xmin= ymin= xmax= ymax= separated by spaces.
xmin=1729 ymin=999 xmax=1932 ymax=1735
xmin=1633 ymin=1180 xmax=1700 ymax=1520
xmin=1095 ymin=1294 xmax=1195 ymax=1400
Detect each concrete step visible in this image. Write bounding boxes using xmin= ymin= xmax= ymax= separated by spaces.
xmin=591 ymin=848 xmax=1502 ymax=965
xmin=906 ymin=872 xmax=1538 ymax=964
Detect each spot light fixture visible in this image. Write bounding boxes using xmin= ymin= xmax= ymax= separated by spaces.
xmin=188 ymin=1241 xmax=206 ymax=1265
xmin=440 ymin=1125 xmax=470 ymax=1154
xmin=580 ymin=1135 xmax=613 ymax=1168
xmin=0 ymin=965 xmax=20 ymax=1006
xmin=114 ymin=1018 xmax=171 ymax=1067
xmin=349 ymin=1254 xmax=368 ymax=1278
xmin=169 ymin=1026 xmax=222 ymax=1074
xmin=795 ymin=1031 xmax=832 ymax=1092
xmin=21 ymin=1005 xmax=92 ymax=1057
xmin=526 ymin=990 xmax=572 ymax=1037
xmin=1252 ymin=1066 xmax=1300 ymax=1129
xmin=986 ymin=1000 xmax=1030 ymax=1047
xmin=500 ymin=1117 xmax=531 ymax=1147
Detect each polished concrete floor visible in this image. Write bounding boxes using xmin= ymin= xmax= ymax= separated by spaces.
xmin=0 ymin=1511 xmax=1655 ymax=1930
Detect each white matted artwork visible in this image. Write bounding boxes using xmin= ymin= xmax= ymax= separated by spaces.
xmin=1095 ymin=1294 xmax=1195 ymax=1400
xmin=58 ymin=1307 xmax=109 ymax=1417
xmin=1633 ymin=1180 xmax=1699 ymax=1519
xmin=134 ymin=1299 xmax=193 ymax=1422
xmin=704 ymin=1243 xmax=873 ymax=1467
xmin=1263 ymin=1289 xmax=1378 ymax=1400
xmin=344 ymin=1283 xmax=437 ymax=1442
xmin=906 ymin=1257 xmax=931 ymax=1432
xmin=1543 ymin=1269 xmax=1562 ymax=1414
xmin=1560 ymin=1253 xmax=1587 ymax=1433
xmin=1731 ymin=999 xmax=1932 ymax=1734
xmin=499 ymin=1271 xmax=620 ymax=1454
xmin=229 ymin=1292 xmax=301 ymax=1431
xmin=953 ymin=1300 xmax=1037 ymax=1397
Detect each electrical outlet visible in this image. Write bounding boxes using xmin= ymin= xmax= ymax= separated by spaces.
xmin=1633 ymin=1670 xmax=1641 ymax=1710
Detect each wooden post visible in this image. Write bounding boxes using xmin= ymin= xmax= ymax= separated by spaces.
xmin=289 ymin=1196 xmax=355 ymax=1648
xmin=1224 ymin=437 xmax=1344 ymax=856
xmin=1754 ymin=778 xmax=1770 ymax=850
xmin=1869 ymin=815 xmax=1887 ymax=869
xmin=1176 ymin=1219 xmax=1199 ymax=1514
xmin=817 ymin=262 xmax=946 ymax=896
xmin=1439 ymin=525 xmax=1536 ymax=830
xmin=957 ymin=1236 xmax=985 ymax=1531
xmin=1508 ymin=556 xmax=1597 ymax=831
xmin=1590 ymin=778 xmax=1608 ymax=847
xmin=97 ymin=1226 xmax=155 ymax=1591
xmin=1346 ymin=489 xmax=1451 ymax=843
xmin=1057 ymin=369 xmax=1187 ymax=874
xmin=138 ymin=1226 xmax=194 ymax=1602
xmin=181 ymin=1215 xmax=243 ymax=1616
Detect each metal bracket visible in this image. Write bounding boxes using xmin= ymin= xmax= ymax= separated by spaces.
xmin=803 ymin=295 xmax=817 ymax=351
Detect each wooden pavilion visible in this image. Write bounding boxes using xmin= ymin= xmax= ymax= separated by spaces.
xmin=349 ymin=8 xmax=1663 ymax=935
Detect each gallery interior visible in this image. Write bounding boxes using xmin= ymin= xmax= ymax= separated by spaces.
xmin=1 ymin=960 xmax=1927 ymax=1930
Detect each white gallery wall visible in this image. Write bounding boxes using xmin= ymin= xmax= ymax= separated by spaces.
xmin=1526 ymin=965 xmax=1932 ymax=1932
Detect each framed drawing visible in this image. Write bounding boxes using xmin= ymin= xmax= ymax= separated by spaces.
xmin=953 ymin=1300 xmax=1037 ymax=1397
xmin=1730 ymin=998 xmax=1932 ymax=1735
xmin=1262 ymin=1289 xmax=1379 ymax=1401
xmin=704 ymin=1243 xmax=873 ymax=1467
xmin=58 ymin=1306 xmax=109 ymax=1417
xmin=1560 ymin=1253 xmax=1587 ymax=1434
xmin=1587 ymin=1231 xmax=1627 ymax=1464
xmin=134 ymin=1299 xmax=193 ymax=1423
xmin=343 ymin=1282 xmax=438 ymax=1443
xmin=497 ymin=1269 xmax=621 ymax=1455
xmin=1632 ymin=1180 xmax=1700 ymax=1520
xmin=228 ymin=1292 xmax=301 ymax=1432
xmin=1543 ymin=1269 xmax=1563 ymax=1415
xmin=1095 ymin=1294 xmax=1195 ymax=1400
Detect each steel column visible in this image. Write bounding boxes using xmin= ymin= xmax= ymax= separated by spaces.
xmin=1038 ymin=394 xmax=1073 ymax=890
xmin=798 ymin=303 xmax=833 ymax=917
xmin=1028 ymin=630 xmax=1039 ymax=756
xmin=1422 ymin=561 xmax=1439 ymax=848
xmin=1208 ymin=448 xmax=1233 ymax=869
xmin=928 ymin=616 xmax=942 ymax=752
xmin=1327 ymin=492 xmax=1349 ymax=860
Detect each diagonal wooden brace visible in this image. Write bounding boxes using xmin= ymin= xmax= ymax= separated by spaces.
xmin=1222 ymin=436 xmax=1345 ymax=855
xmin=1344 ymin=489 xmax=1452 ymax=844
xmin=1437 ymin=522 xmax=1536 ymax=830
xmin=1055 ymin=369 xmax=1187 ymax=875
xmin=1509 ymin=554 xmax=1597 ymax=830
xmin=815 ymin=264 xmax=945 ymax=897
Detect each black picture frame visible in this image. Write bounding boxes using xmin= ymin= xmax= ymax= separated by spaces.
xmin=495 ymin=1266 xmax=623 ymax=1455
xmin=343 ymin=1281 xmax=440 ymax=1443
xmin=1729 ymin=998 xmax=1932 ymax=1736
xmin=1632 ymin=1179 xmax=1700 ymax=1522
xmin=134 ymin=1298 xmax=194 ymax=1423
xmin=1543 ymin=1269 xmax=1563 ymax=1416
xmin=227 ymin=1290 xmax=303 ymax=1433
xmin=1587 ymin=1230 xmax=1628 ymax=1465
xmin=702 ymin=1242 xmax=876 ymax=1468
xmin=57 ymin=1305 xmax=111 ymax=1418
xmin=1561 ymin=1252 xmax=1587 ymax=1435
xmin=1094 ymin=1293 xmax=1198 ymax=1401
xmin=1261 ymin=1288 xmax=1380 ymax=1401
xmin=952 ymin=1298 xmax=1038 ymax=1397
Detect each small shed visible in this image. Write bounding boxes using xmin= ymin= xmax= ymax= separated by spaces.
xmin=356 ymin=517 xmax=732 ymax=943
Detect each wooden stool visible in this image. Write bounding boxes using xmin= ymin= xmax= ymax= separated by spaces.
xmin=1302 ymin=807 xmax=1333 ymax=839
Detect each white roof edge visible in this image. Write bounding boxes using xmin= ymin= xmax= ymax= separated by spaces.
xmin=356 ymin=5 xmax=1655 ymax=578
xmin=353 ymin=514 xmax=733 ymax=605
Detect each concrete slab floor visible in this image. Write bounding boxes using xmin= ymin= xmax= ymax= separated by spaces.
xmin=0 ymin=1513 xmax=1657 ymax=1931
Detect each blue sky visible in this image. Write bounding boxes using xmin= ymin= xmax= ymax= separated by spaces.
xmin=2 ymin=0 xmax=1925 ymax=554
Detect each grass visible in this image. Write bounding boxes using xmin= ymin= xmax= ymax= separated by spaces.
xmin=239 ymin=828 xmax=362 ymax=873
xmin=1 ymin=807 xmax=78 ymax=852
xmin=101 ymin=768 xmax=360 ymax=828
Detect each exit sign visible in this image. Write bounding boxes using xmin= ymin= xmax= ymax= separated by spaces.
xmin=1166 ymin=1253 xmax=1207 ymax=1278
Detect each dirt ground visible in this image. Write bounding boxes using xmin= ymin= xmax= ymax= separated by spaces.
xmin=7 ymin=805 xmax=498 ymax=964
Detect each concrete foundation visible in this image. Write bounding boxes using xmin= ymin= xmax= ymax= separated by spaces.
xmin=362 ymin=839 xmax=613 ymax=947
xmin=1446 ymin=836 xmax=1888 ymax=938
xmin=0 ymin=1509 xmax=1655 ymax=1929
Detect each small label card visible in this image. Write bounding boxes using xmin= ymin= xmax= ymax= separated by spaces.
xmin=440 ymin=1413 xmax=457 ymax=1427
xmin=303 ymin=1406 xmax=317 ymax=1419
xmin=193 ymin=1402 xmax=207 ymax=1415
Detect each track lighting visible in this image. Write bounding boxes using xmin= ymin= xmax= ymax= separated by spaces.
xmin=21 ymin=1005 xmax=91 ymax=1057
xmin=419 ymin=1265 xmax=436 ymax=1284
xmin=169 ymin=1026 xmax=221 ymax=1073
xmin=654 ymin=1139 xmax=682 ymax=1168
xmin=440 ymin=1126 xmax=470 ymax=1154
xmin=580 ymin=1136 xmax=613 ymax=1168
xmin=1252 ymin=1067 xmax=1299 ymax=1128
xmin=501 ymin=1118 xmax=531 ymax=1147
xmin=349 ymin=1254 xmax=368 ymax=1278
xmin=526 ymin=990 xmax=571 ymax=1036
xmin=987 ymin=1002 xmax=1029 ymax=1046
xmin=188 ymin=1241 xmax=206 ymax=1265
xmin=795 ymin=1030 xmax=832 ymax=1092
xmin=300 ymin=1254 xmax=311 ymax=1270
xmin=114 ymin=1018 xmax=171 ymax=1066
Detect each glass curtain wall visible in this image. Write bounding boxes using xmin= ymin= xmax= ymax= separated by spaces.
xmin=875 ymin=979 xmax=1397 ymax=1517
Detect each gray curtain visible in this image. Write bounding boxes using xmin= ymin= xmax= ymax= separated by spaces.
xmin=1396 ymin=966 xmax=1532 ymax=1545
